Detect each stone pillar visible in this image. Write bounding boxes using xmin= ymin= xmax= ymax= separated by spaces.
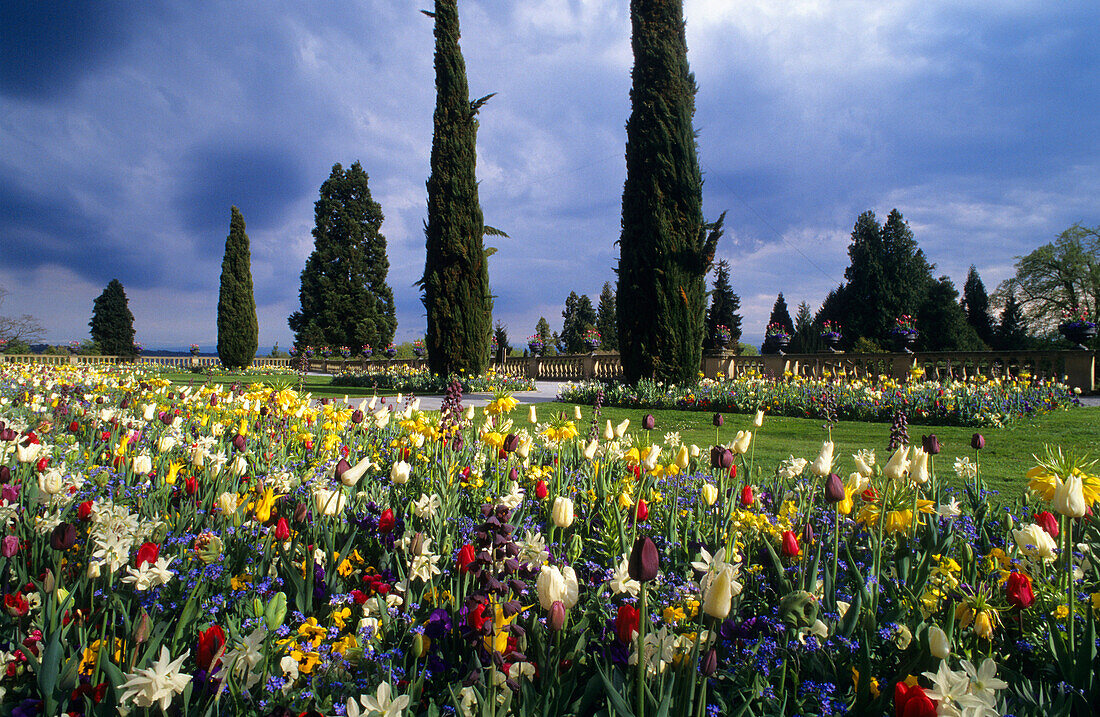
xmin=701 ymin=350 xmax=734 ymax=379
xmin=1064 ymin=351 xmax=1096 ymax=394
xmin=581 ymin=353 xmax=597 ymax=380
xmin=527 ymin=355 xmax=539 ymax=380
xmin=891 ymin=354 xmax=917 ymax=383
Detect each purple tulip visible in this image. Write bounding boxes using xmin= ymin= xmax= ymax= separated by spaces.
xmin=971 ymin=433 xmax=985 ymax=450
xmin=231 ymin=434 xmax=247 ymax=453
xmin=1 ymin=535 xmax=19 ymax=558
xmin=824 ymin=473 xmax=845 ymax=503
xmin=642 ymin=414 xmax=656 ymax=431
xmin=712 ymin=413 xmax=724 ymax=427
xmin=627 ymin=536 xmax=659 ymax=582
xmin=921 ymin=434 xmax=941 ymax=455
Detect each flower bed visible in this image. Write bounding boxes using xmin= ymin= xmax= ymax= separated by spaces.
xmin=0 ymin=363 xmax=1097 ymax=716
xmin=332 ymin=365 xmax=535 ymax=394
xmin=558 ymin=374 xmax=1081 ymax=427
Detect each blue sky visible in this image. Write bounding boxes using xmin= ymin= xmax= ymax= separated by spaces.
xmin=2 ymin=0 xmax=1098 ymax=350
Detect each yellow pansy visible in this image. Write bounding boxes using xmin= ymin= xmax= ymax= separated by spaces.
xmin=297 ymin=618 xmax=327 ymax=649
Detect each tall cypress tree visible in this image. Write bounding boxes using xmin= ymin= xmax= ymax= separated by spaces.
xmin=961 ymin=266 xmax=994 ymax=347
xmin=289 ymin=162 xmax=396 ymax=351
xmin=89 ymin=279 xmax=135 ymax=357
xmin=217 ymin=207 xmax=259 ymax=368
xmin=790 ymin=301 xmax=820 ymax=353
xmin=420 ymin=0 xmax=491 ymax=377
xmin=596 ymin=282 xmax=618 ymax=350
xmin=617 ymin=0 xmax=723 ymax=384
xmin=767 ymin=293 xmax=794 ymax=334
xmin=705 ymin=260 xmax=741 ymax=349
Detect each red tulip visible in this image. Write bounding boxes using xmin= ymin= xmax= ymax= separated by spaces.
xmin=135 ymin=542 xmax=160 ymax=568
xmin=377 ymin=509 xmax=395 ymax=534
xmin=740 ymin=485 xmax=754 ymax=507
xmin=456 ymin=544 xmax=476 ymax=573
xmin=77 ymin=500 xmax=94 ymax=521
xmin=196 ymin=625 xmax=226 ymax=671
xmin=616 ymin=604 xmax=639 ymax=644
xmin=1035 ymin=511 xmax=1059 ymax=539
xmin=36 ymin=456 xmax=49 ymax=472
xmin=274 ymin=518 xmax=290 ymax=542
xmin=68 ymin=420 xmax=80 ymax=433
xmin=1006 ymin=572 xmax=1035 ymax=609
xmin=635 ymin=499 xmax=649 ymax=522
xmin=895 ymin=682 xmax=936 ymax=717
xmin=535 ymin=480 xmax=548 ymax=500
xmin=781 ymin=530 xmax=801 ymax=557
xmin=184 ymin=477 xmax=198 ymax=496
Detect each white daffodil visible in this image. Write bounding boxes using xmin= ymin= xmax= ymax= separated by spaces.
xmin=118 ymin=646 xmax=191 ymax=712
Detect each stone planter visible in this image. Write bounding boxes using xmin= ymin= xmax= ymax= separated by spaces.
xmin=821 ymin=335 xmax=842 ymax=353
xmin=891 ymin=330 xmax=918 ymax=354
xmin=1060 ymin=323 xmax=1097 ymax=350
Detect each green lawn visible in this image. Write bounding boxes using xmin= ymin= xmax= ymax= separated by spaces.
xmin=538 ymin=401 xmax=1099 ymax=499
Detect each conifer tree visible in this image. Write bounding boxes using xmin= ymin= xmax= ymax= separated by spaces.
xmin=492 ymin=321 xmax=509 ymax=358
xmin=420 ymin=0 xmax=492 ymax=377
xmin=961 ymin=266 xmax=994 ymax=347
xmin=997 ymin=290 xmax=1029 ymax=349
xmin=561 ymin=291 xmax=597 ymax=354
xmin=917 ymin=276 xmax=984 ymax=350
xmin=767 ymin=293 xmax=794 ymax=335
xmin=705 ymin=260 xmax=741 ymax=349
xmin=289 ymin=162 xmax=396 ymax=351
xmin=596 ymin=282 xmax=618 ymax=350
xmin=217 ymin=207 xmax=259 ymax=368
xmin=89 ymin=279 xmax=135 ymax=357
xmin=535 ymin=317 xmax=553 ymax=354
xmin=790 ymin=301 xmax=819 ymax=353
xmin=616 ymin=0 xmax=724 ymax=384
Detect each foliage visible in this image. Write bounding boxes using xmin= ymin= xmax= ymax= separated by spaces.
xmin=789 ymin=301 xmax=820 ymax=354
xmin=1 ymin=362 xmax=1097 ymax=716
xmin=996 ymin=290 xmax=1031 ymax=350
xmin=420 ymin=0 xmax=492 ymax=377
xmin=767 ymin=293 xmax=794 ymax=337
xmin=492 ymin=321 xmax=510 ymax=358
xmin=534 ymin=317 xmax=554 ymax=356
xmin=558 ymin=372 xmax=1081 ymax=428
xmin=89 ymin=278 xmax=136 ymax=357
xmin=332 ymin=363 xmax=534 ymax=393
xmin=962 ymin=265 xmax=995 ymax=347
xmin=217 ymin=206 xmax=259 ymax=369
xmin=0 ymin=287 xmax=45 ymax=347
xmin=596 ymin=282 xmax=618 ymax=351
xmin=561 ymin=291 xmax=597 ymax=354
xmin=705 ymin=260 xmax=741 ymax=350
xmin=917 ymin=276 xmax=985 ymax=351
xmin=617 ymin=0 xmax=723 ymax=385
xmin=288 ymin=162 xmax=397 ymax=354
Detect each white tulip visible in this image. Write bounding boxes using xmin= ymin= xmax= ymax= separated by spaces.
xmin=552 ymin=497 xmax=574 ymax=528
xmin=583 ymin=439 xmax=598 ymax=461
xmin=928 ymin=625 xmax=950 ymax=659
xmin=753 ymin=410 xmax=765 ymax=427
xmin=732 ymin=430 xmax=752 ymax=455
xmin=810 ymin=441 xmax=834 ymax=477
xmin=910 ymin=448 xmax=929 ymax=485
xmin=603 ymin=420 xmax=614 ymax=440
xmin=884 ymin=446 xmax=910 ymax=481
xmin=614 ymin=419 xmax=629 ymax=438
xmin=1053 ymin=474 xmax=1087 ymax=518
xmin=131 ymin=454 xmax=153 ymax=475
xmin=312 ymin=487 xmax=347 ymax=516
xmin=536 ymin=565 xmax=579 ymax=610
xmin=390 ymin=461 xmax=411 ymax=485
xmin=142 ymin=403 xmax=156 ymax=421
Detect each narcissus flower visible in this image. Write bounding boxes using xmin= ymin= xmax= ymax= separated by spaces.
xmin=118 ymin=646 xmax=191 ymax=712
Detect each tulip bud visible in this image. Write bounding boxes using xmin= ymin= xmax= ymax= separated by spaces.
xmin=701 ymin=483 xmax=718 ymax=506
xmin=641 ymin=414 xmax=655 ymax=431
xmin=1006 ymin=572 xmax=1035 ymax=609
xmin=528 ymin=405 xmax=538 ymax=424
xmin=552 ymin=497 xmax=574 ymax=529
xmin=293 ymin=502 xmax=309 ymax=524
xmin=1035 ymin=510 xmax=1059 ymax=538
xmin=971 ymin=433 xmax=985 ymax=450
xmin=1 ymin=535 xmax=19 ymax=558
xmin=535 ymin=480 xmax=548 ymax=500
xmin=133 ymin=610 xmax=151 ymax=644
xmin=627 ymin=536 xmax=659 ymax=582
xmin=921 ymin=434 xmax=940 ymax=455
xmin=674 ymin=445 xmax=689 ymax=470
xmin=824 ymin=473 xmax=845 ymax=503
xmin=616 ymin=604 xmax=639 ymax=644
xmin=740 ymin=485 xmax=754 ymax=507
xmin=0 ymin=466 xmax=9 ymax=483
xmin=50 ymin=523 xmax=77 ymax=551
xmin=927 ymin=625 xmax=950 ymax=659
xmin=503 ymin=434 xmax=520 ymax=453
xmin=712 ymin=413 xmax=723 ymax=427
xmin=265 ymin=592 xmax=288 ymax=630
xmin=635 ymin=499 xmax=648 ymax=522
xmin=702 ymin=567 xmax=734 ymax=619
xmin=456 ymin=544 xmax=477 ymax=573
xmin=573 ymin=406 xmax=583 ymax=421
xmin=701 ymin=648 xmax=717 ymax=677
xmin=274 ymin=517 xmax=290 ymax=542
xmin=548 ymin=600 xmax=566 ymax=631
xmin=781 ymin=530 xmax=801 ymax=557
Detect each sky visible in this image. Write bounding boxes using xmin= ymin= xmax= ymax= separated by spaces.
xmin=2 ymin=0 xmax=1098 ymax=351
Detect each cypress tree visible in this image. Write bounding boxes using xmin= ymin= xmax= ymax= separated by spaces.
xmin=767 ymin=293 xmax=794 ymax=335
xmin=289 ymin=162 xmax=397 ymax=351
xmin=420 ymin=0 xmax=492 ymax=377
xmin=492 ymin=321 xmax=509 ymax=358
xmin=89 ymin=279 xmax=135 ymax=357
xmin=217 ymin=207 xmax=259 ymax=368
xmin=997 ymin=290 xmax=1029 ymax=349
xmin=535 ymin=317 xmax=553 ymax=353
xmin=705 ymin=260 xmax=741 ymax=349
xmin=617 ymin=0 xmax=724 ymax=384
xmin=790 ymin=301 xmax=820 ymax=353
xmin=596 ymin=282 xmax=618 ymax=350
xmin=961 ymin=266 xmax=994 ymax=347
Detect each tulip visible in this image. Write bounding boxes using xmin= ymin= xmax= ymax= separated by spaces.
xmin=456 ymin=544 xmax=477 ymax=573
xmin=674 ymin=445 xmax=689 ymax=470
xmin=552 ymin=497 xmax=574 ymax=528
xmin=753 ymin=409 xmax=765 ymax=427
xmin=528 ymin=406 xmax=538 ymax=424
xmin=909 ymin=447 xmax=929 ymax=485
xmin=824 ymin=473 xmax=845 ymax=503
xmin=921 ymin=434 xmax=940 ymax=455
xmin=197 ymin=625 xmax=226 ymax=671
xmin=740 ymin=485 xmax=755 ymax=507
xmin=377 ymin=508 xmax=395 ymax=534
xmin=536 ymin=564 xmax=579 ymax=609
xmin=627 ymin=536 xmax=659 ymax=582
xmin=884 ymin=446 xmax=910 ymax=481
xmin=1035 ymin=510 xmax=1059 ymax=538
xmin=701 ymin=483 xmax=718 ymax=506
xmin=927 ymin=625 xmax=950 ymax=659
xmin=135 ymin=542 xmax=159 ymax=568
xmin=971 ymin=433 xmax=985 ymax=450
xmin=616 ymin=604 xmax=639 ymax=644
xmin=635 ymin=499 xmax=648 ymax=522
xmin=1006 ymin=572 xmax=1035 ymax=609
xmin=390 ymin=461 xmax=411 ymax=485
xmin=583 ymin=439 xmax=598 ymax=461
xmin=312 ymin=488 xmax=346 ymax=517
xmin=1012 ymin=523 xmax=1058 ymax=562
xmin=614 ymin=419 xmax=629 ymax=438
xmin=702 ymin=567 xmax=734 ymax=619
xmin=185 ymin=477 xmax=198 ymax=495
xmin=701 ymin=648 xmax=718 ymax=677
xmin=573 ymin=405 xmax=583 ymax=420
xmin=712 ymin=413 xmax=723 ymax=427
xmin=78 ymin=501 xmax=94 ymax=521
xmin=781 ymin=530 xmax=801 ymax=557
xmin=339 ymin=456 xmax=373 ymax=487
xmin=50 ymin=523 xmax=77 ymax=551
xmin=217 ymin=492 xmax=238 ymax=516
xmin=810 ymin=441 xmax=834 ymax=477
xmin=852 ymin=452 xmax=874 ymax=478
xmin=1 ymin=535 xmax=19 ymax=558
xmin=641 ymin=445 xmax=661 ymax=472
xmin=351 ymin=409 xmax=364 ymax=424
xmin=274 ymin=518 xmax=290 ymax=542
xmin=1053 ymin=474 xmax=1086 ymax=518
xmin=516 ymin=439 xmax=531 ymax=459
xmin=231 ymin=434 xmax=247 ymax=453
xmin=39 ymin=470 xmax=64 ymax=495
xmin=535 ymin=480 xmax=548 ymax=500
xmin=0 ymin=466 xmax=9 ymax=483
xmin=711 ymin=446 xmax=733 ymax=470
xmin=895 ymin=683 xmax=936 ymax=717
xmin=642 ymin=414 xmax=655 ymax=431
xmin=548 ymin=600 xmax=567 ymax=631
xmin=503 ymin=434 xmax=520 ymax=453
xmin=732 ymin=430 xmax=752 ymax=455
xmin=603 ymin=420 xmax=614 ymax=440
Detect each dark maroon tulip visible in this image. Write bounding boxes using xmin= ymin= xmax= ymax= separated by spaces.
xmin=824 ymin=473 xmax=845 ymax=503
xmin=801 ymin=523 xmax=815 ymax=545
xmin=119 ymin=398 xmax=130 ymax=409
xmin=503 ymin=433 xmax=520 ymax=453
xmin=971 ymin=433 xmax=985 ymax=450
xmin=231 ymin=434 xmax=247 ymax=453
xmin=50 ymin=523 xmax=77 ymax=551
xmin=259 ymin=406 xmax=268 ymax=417
xmin=712 ymin=413 xmax=724 ymax=427
xmin=293 ymin=502 xmax=310 ymax=524
xmin=921 ymin=434 xmax=941 ymax=455
xmin=642 ymin=414 xmax=656 ymax=431
xmin=0 ymin=466 xmax=9 ymax=483
xmin=333 ymin=458 xmax=351 ymax=482
xmin=548 ymin=600 xmax=566 ymax=631
xmin=209 ymin=395 xmax=218 ymax=407
xmin=627 ymin=536 xmax=659 ymax=582
xmin=351 ymin=409 xmax=364 ymax=424
xmin=718 ymin=448 xmax=734 ymax=470
xmin=701 ymin=648 xmax=717 ymax=677
xmin=451 ymin=435 xmax=464 ymax=452
xmin=508 ymin=467 xmax=519 ymax=482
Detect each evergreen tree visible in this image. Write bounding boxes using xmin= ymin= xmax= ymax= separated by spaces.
xmin=961 ymin=266 xmax=994 ymax=347
xmin=288 ymin=162 xmax=396 ymax=351
xmin=561 ymin=291 xmax=597 ymax=354
xmin=767 ymin=293 xmax=794 ymax=334
xmin=616 ymin=0 xmax=724 ymax=384
xmin=917 ymin=276 xmax=984 ymax=350
xmin=493 ymin=321 xmax=509 ymax=358
xmin=89 ymin=279 xmax=135 ymax=357
xmin=420 ymin=0 xmax=492 ymax=377
xmin=596 ymin=282 xmax=618 ymax=350
xmin=535 ymin=317 xmax=553 ymax=354
xmin=790 ymin=301 xmax=820 ymax=353
xmin=217 ymin=207 xmax=259 ymax=369
xmin=997 ymin=290 xmax=1029 ymax=349
xmin=705 ymin=260 xmax=741 ymax=349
